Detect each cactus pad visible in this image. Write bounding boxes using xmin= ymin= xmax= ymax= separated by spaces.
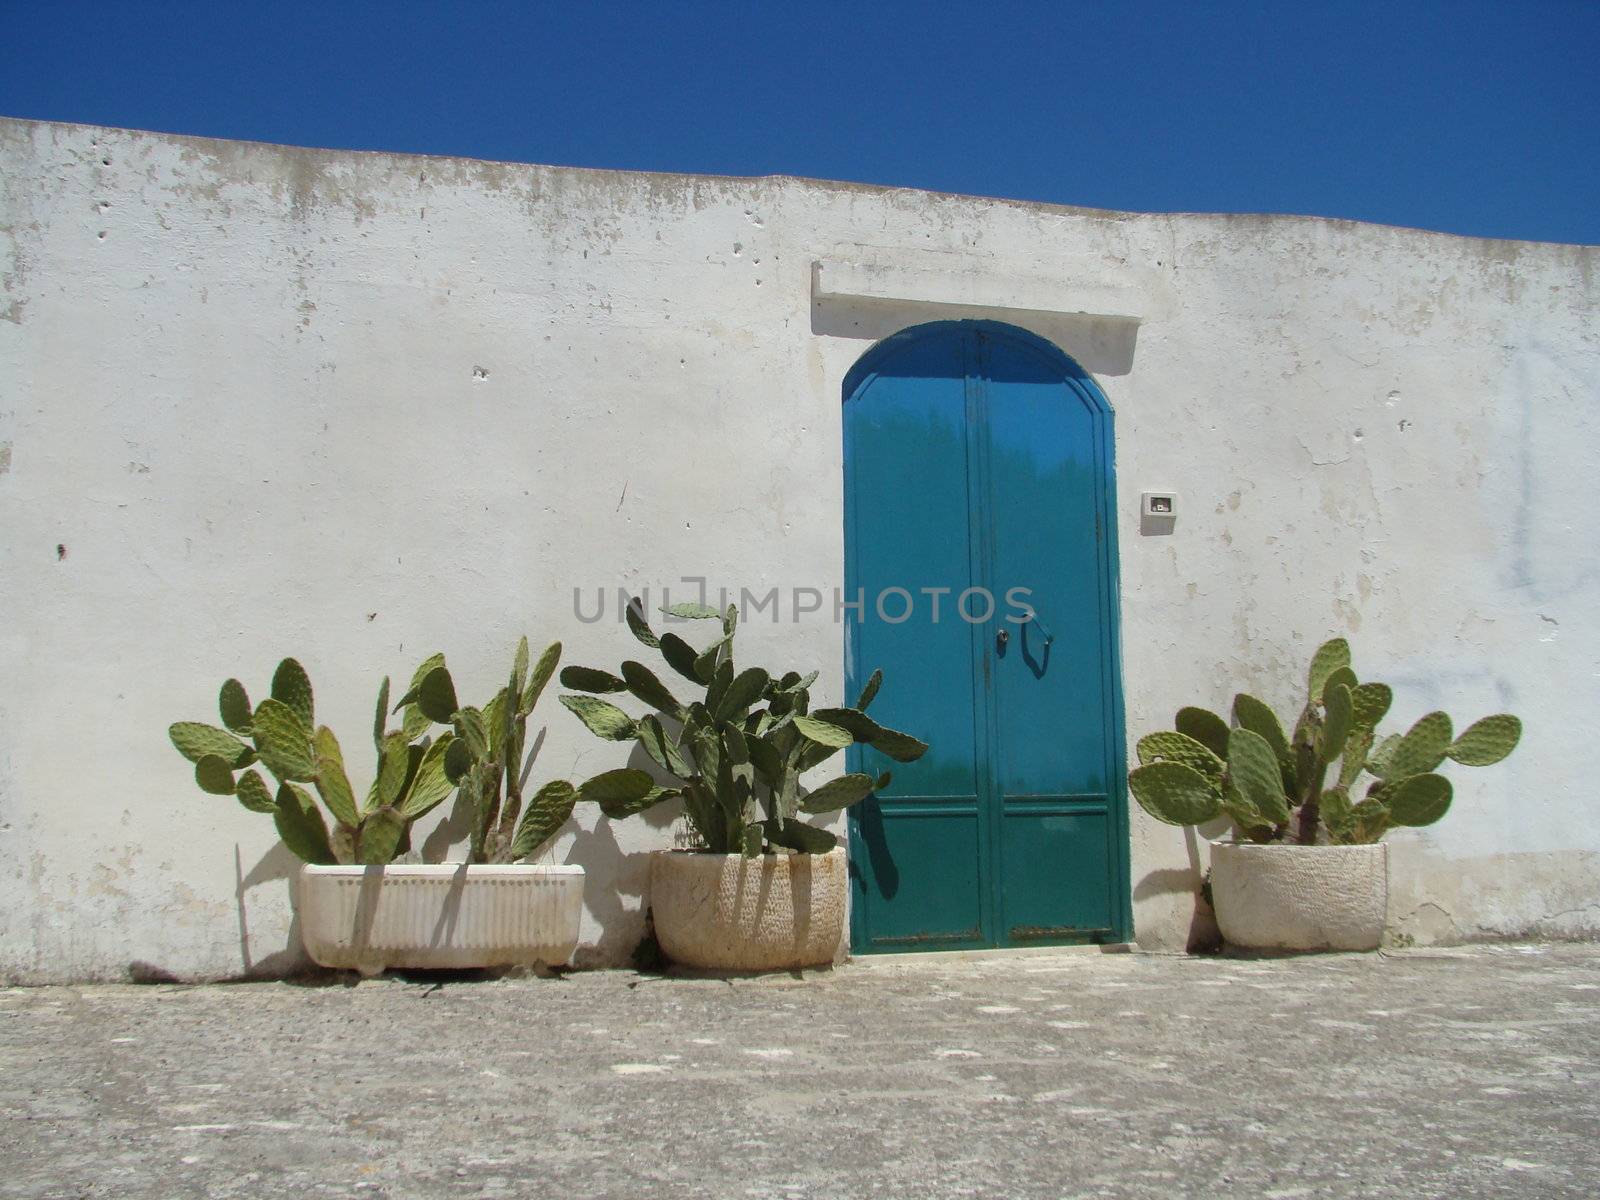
xmin=1174 ymin=706 xmax=1231 ymax=759
xmin=1447 ymin=714 xmax=1522 ymax=767
xmin=1129 ymin=761 xmax=1224 ymax=826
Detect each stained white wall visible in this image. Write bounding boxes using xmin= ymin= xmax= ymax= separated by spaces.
xmin=2 ymin=117 xmax=1595 ymax=980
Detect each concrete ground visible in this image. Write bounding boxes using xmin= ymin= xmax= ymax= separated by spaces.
xmin=2 ymin=944 xmax=1597 ymax=1199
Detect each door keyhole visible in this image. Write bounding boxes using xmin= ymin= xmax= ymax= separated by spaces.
xmin=996 ymin=628 xmax=1010 ymax=652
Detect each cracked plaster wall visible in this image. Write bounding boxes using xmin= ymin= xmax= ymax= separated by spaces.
xmin=1 ymin=117 xmax=1596 ymax=980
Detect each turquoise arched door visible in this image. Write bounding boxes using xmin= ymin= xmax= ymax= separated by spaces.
xmin=843 ymin=321 xmax=1131 ymax=951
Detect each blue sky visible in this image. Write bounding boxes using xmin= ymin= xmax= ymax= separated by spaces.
xmin=3 ymin=1 xmax=1597 ymax=244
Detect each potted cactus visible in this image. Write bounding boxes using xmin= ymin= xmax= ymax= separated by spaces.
xmin=559 ymin=596 xmax=928 ymax=970
xmin=1129 ymin=638 xmax=1521 ymax=951
xmin=171 ymin=643 xmax=594 ymax=976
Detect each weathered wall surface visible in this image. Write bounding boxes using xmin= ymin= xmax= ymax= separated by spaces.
xmin=2 ymin=117 xmax=1595 ymax=980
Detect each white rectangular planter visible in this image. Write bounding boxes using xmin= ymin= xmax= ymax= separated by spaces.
xmin=298 ymin=864 xmax=584 ymax=975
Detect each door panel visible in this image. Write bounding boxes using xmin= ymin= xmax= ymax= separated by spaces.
xmin=844 ymin=331 xmax=989 ymax=946
xmin=845 ymin=321 xmax=1129 ymax=952
xmin=981 ymin=332 xmax=1119 ymax=939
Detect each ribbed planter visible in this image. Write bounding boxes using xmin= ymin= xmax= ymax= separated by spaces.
xmin=649 ymin=848 xmax=846 ymax=971
xmin=1209 ymin=840 xmax=1388 ymax=952
xmin=298 ymin=863 xmax=584 ymax=976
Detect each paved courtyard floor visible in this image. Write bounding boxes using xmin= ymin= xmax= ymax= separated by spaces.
xmin=2 ymin=943 xmax=1597 ymax=1199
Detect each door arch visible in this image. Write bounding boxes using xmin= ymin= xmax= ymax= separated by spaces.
xmin=842 ymin=320 xmax=1132 ymax=951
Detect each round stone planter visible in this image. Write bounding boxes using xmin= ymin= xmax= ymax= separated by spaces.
xmin=649 ymin=848 xmax=846 ymax=971
xmin=298 ymin=863 xmax=585 ymax=976
xmin=1209 ymin=840 xmax=1388 ymax=952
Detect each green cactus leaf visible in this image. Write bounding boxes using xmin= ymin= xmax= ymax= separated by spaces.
xmin=746 ymin=733 xmax=784 ymax=785
xmin=1307 ymin=638 xmax=1351 ymax=702
xmin=622 ymin=660 xmax=684 ymax=718
xmin=855 ymin=669 xmax=883 ymax=711
xmin=1388 ymin=711 xmax=1453 ymax=778
xmin=1228 ymin=694 xmax=1292 ymax=790
xmin=560 ymin=694 xmax=638 ymax=741
xmin=1366 ymin=732 xmax=1402 ymax=778
xmin=809 ymin=706 xmax=876 ymax=740
xmin=625 ymin=597 xmax=659 ymax=648
xmin=1322 ymin=666 xmax=1358 ymax=703
xmin=355 ymin=807 xmax=406 ymax=864
xmin=794 ymin=715 xmax=853 ymax=749
xmin=695 ymin=636 xmax=734 ymax=684
xmin=481 ymin=688 xmax=509 ymax=757
xmin=395 ymin=653 xmax=445 ymax=705
xmin=219 ymin=679 xmax=253 ymax=736
xmin=579 ymin=767 xmax=655 ymax=802
xmin=714 ymin=667 xmax=771 ymax=723
xmin=371 ymin=677 xmax=391 ymax=750
xmin=723 ymin=603 xmax=739 ymax=636
xmin=1174 ymin=706 xmax=1231 ymax=759
xmin=1129 ymin=761 xmax=1224 ymax=826
xmin=1349 ymin=800 xmax=1392 ymax=844
xmin=799 ymin=773 xmax=878 ymax=813
xmin=250 ymin=700 xmax=317 ymax=781
xmin=272 ymin=783 xmax=335 ymax=864
xmin=795 ymin=738 xmax=845 ymax=772
xmin=1339 ymin=726 xmax=1374 ymax=788
xmin=760 ymin=818 xmax=837 ymax=854
xmin=453 ymin=706 xmax=489 ymax=760
xmin=194 ymin=755 xmax=237 ymax=795
xmin=1227 ymin=727 xmax=1291 ymax=826
xmin=169 ymin=721 xmax=254 ymax=767
xmin=1135 ymin=731 xmax=1225 ymax=787
xmin=1386 ymin=772 xmax=1453 ymax=827
xmin=637 ymin=714 xmax=691 ymax=778
xmin=661 ymin=601 xmax=721 ymax=619
xmin=1349 ymin=682 xmax=1393 ymax=732
xmin=863 ymin=726 xmax=928 ymax=764
xmin=560 ymin=665 xmax=627 ymax=693
xmin=398 ymin=732 xmax=457 ymax=819
xmin=1320 ymin=785 xmax=1353 ymax=830
xmin=509 ymin=781 xmax=578 ymax=860
xmin=1232 ymin=693 xmax=1290 ymax=761
xmin=233 ymin=769 xmax=277 ymax=814
xmin=367 ymin=733 xmax=415 ymax=809
xmin=810 ymin=708 xmax=928 ymax=764
xmin=1219 ymin=779 xmax=1272 ymax=837
xmin=1447 ymin=714 xmax=1522 ymax=767
xmin=510 ymin=636 xmax=530 ymax=698
xmin=416 ymin=666 xmax=459 ymax=724
xmin=703 ymin=658 xmax=734 ymax=712
xmin=401 ymin=704 xmax=432 ymax=741
xmin=520 ymin=641 xmax=562 ymax=714
xmin=270 ymin=658 xmax=315 ymax=730
xmin=657 ymin=633 xmax=703 ymax=684
xmin=1321 ymin=683 xmax=1354 ymax=762
xmin=311 ymin=725 xmax=359 ymax=829
xmin=579 ymin=768 xmax=659 ymax=818
xmin=440 ymin=736 xmax=473 ymax=785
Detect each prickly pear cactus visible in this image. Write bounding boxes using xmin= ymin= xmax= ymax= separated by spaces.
xmin=1129 ymin=637 xmax=1522 ymax=848
xmin=169 ymin=656 xmax=456 ymax=865
xmin=559 ymin=594 xmax=929 ymax=855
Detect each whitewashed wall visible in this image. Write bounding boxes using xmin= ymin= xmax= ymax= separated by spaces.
xmin=2 ymin=117 xmax=1595 ymax=980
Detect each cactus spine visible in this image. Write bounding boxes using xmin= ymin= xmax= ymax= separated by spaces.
xmin=1130 ymin=638 xmax=1521 ymax=845
xmin=559 ymin=595 xmax=928 ymax=855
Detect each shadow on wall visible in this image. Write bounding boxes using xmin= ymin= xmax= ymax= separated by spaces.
xmin=236 ymin=841 xmax=308 ymax=978
xmin=1132 ymin=824 xmax=1224 ymax=952
xmin=811 ymin=294 xmax=1141 ymax=378
xmin=566 ymin=740 xmax=681 ymax=967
